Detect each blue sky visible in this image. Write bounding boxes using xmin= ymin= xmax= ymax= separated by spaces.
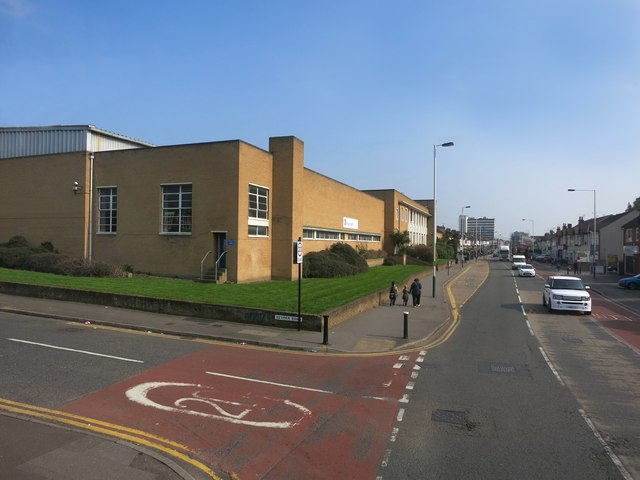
xmin=2 ymin=0 xmax=638 ymax=239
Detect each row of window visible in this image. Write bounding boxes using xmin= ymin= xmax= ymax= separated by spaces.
xmin=303 ymin=229 xmax=381 ymax=243
xmin=98 ymin=183 xmax=269 ymax=236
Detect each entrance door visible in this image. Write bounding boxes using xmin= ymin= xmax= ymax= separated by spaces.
xmin=213 ymin=231 xmax=227 ymax=269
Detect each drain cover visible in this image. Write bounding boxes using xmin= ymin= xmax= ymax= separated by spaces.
xmin=431 ymin=409 xmax=466 ymax=425
xmin=477 ymin=362 xmax=530 ymax=376
xmin=490 ymin=364 xmax=516 ymax=374
xmin=561 ymin=337 xmax=584 ymax=345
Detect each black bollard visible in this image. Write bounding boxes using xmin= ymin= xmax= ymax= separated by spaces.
xmin=403 ymin=311 xmax=409 ymax=339
xmin=323 ymin=314 xmax=329 ymax=345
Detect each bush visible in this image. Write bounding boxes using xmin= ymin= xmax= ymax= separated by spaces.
xmin=4 ymin=235 xmax=30 ymax=248
xmin=406 ymin=244 xmax=432 ymax=263
xmin=0 ymin=246 xmax=33 ymax=269
xmin=0 ymin=235 xmax=120 ymax=277
xmin=329 ymin=243 xmax=369 ymax=274
xmin=21 ymin=252 xmax=65 ymax=274
xmin=303 ymin=251 xmax=358 ymax=278
xmin=383 ymin=257 xmax=397 ymax=266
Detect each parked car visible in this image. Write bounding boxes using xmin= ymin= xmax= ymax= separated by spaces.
xmin=542 ymin=276 xmax=591 ymax=314
xmin=518 ymin=264 xmax=536 ymax=277
xmin=618 ymin=274 xmax=640 ymax=290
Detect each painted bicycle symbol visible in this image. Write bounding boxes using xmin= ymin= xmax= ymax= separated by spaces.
xmin=125 ymin=382 xmax=311 ymax=429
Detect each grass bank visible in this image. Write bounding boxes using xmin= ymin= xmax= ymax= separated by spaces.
xmin=0 ymin=265 xmax=429 ymax=315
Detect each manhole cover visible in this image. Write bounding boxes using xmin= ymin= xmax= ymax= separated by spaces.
xmin=60 ymin=327 xmax=84 ymax=333
xmin=561 ymin=337 xmax=584 ymax=345
xmin=431 ymin=409 xmax=466 ymax=425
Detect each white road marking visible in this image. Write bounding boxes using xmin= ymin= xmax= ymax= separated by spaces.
xmin=538 ymin=347 xmax=565 ymax=386
xmin=390 ymin=427 xmax=399 ymax=442
xmin=405 ymin=382 xmax=415 ymax=390
xmin=579 ymin=409 xmax=633 ymax=480
xmin=392 ymin=363 xmax=403 ymax=369
xmin=206 ymin=371 xmax=332 ymax=394
xmin=525 ymin=319 xmax=535 ymax=336
xmin=397 ymin=408 xmax=405 ymax=421
xmin=415 ymin=356 xmax=425 ymax=363
xmin=7 ymin=338 xmax=143 ymax=363
xmin=126 ymin=382 xmax=310 ymax=429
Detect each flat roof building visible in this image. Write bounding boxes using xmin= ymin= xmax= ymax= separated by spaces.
xmin=0 ymin=125 xmax=433 ymax=283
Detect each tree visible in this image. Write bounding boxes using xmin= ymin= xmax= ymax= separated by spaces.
xmin=437 ymin=228 xmax=459 ymax=261
xmin=626 ymin=195 xmax=640 ymax=212
xmin=390 ymin=229 xmax=411 ymax=254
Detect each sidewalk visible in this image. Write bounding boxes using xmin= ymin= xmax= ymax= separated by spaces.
xmin=0 ymin=262 xmax=489 ymax=354
xmin=0 ymin=261 xmax=489 ymax=480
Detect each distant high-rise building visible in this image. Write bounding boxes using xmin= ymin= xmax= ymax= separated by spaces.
xmin=466 ymin=217 xmax=495 ymax=242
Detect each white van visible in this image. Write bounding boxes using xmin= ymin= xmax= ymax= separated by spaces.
xmin=512 ymin=254 xmax=527 ymax=270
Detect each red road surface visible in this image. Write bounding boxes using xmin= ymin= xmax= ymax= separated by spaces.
xmin=62 ymin=345 xmax=422 ymax=479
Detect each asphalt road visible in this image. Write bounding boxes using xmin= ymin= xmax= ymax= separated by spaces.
xmin=379 ymin=260 xmax=633 ymax=479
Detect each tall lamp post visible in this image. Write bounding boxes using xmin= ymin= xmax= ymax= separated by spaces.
xmin=460 ymin=205 xmax=471 ymax=267
xmin=522 ymin=218 xmax=534 ymax=258
xmin=432 ymin=141 xmax=454 ymax=298
xmin=568 ymin=188 xmax=597 ymax=278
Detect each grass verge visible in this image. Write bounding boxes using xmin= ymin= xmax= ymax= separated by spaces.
xmin=0 ymin=265 xmax=429 ymax=315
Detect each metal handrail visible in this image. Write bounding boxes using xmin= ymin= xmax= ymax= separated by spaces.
xmin=200 ymin=250 xmax=212 ymax=280
xmin=215 ymin=251 xmax=227 ymax=283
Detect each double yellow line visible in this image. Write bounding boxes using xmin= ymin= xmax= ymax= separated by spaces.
xmin=0 ymin=397 xmax=220 ymax=479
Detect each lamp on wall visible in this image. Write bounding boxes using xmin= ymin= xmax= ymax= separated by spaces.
xmin=73 ymin=181 xmax=83 ymax=193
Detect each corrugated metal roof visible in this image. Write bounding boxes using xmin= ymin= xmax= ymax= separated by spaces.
xmin=0 ymin=125 xmax=155 ymax=159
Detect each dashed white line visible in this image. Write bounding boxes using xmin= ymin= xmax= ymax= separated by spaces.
xmin=538 ymin=347 xmax=565 ymax=386
xmin=579 ymin=409 xmax=633 ymax=480
xmin=397 ymin=408 xmax=405 ymax=422
xmin=7 ymin=338 xmax=144 ymax=363
xmin=525 ymin=319 xmax=535 ymax=336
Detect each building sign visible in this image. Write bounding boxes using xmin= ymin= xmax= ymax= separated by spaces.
xmin=343 ymin=217 xmax=359 ymax=230
xmin=624 ymin=245 xmax=639 ymax=255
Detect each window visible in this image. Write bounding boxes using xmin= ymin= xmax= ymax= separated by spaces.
xmin=162 ymin=184 xmax=192 ymax=234
xmin=249 ymin=184 xmax=269 ymax=219
xmin=249 ymin=225 xmax=268 ymax=236
xmin=98 ymin=187 xmax=117 ymax=233
xmin=248 ymin=184 xmax=269 ymax=237
xmin=626 ymin=228 xmax=633 ymax=243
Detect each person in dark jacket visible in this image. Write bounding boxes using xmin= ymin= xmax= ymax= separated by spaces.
xmin=389 ymin=281 xmax=398 ymax=306
xmin=408 ymin=278 xmax=422 ymax=307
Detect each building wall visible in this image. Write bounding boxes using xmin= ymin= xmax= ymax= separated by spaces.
xmin=303 ymin=171 xmax=384 ymax=254
xmin=236 ymin=142 xmax=274 ymax=282
xmin=92 ymin=141 xmax=252 ymax=281
xmin=0 ymin=152 xmax=89 ymax=256
xmin=270 ymin=136 xmax=304 ymax=280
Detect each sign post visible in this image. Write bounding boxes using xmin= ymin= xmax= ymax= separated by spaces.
xmin=294 ymin=237 xmax=303 ymax=331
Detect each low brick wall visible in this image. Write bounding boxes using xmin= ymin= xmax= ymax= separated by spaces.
xmin=0 ymin=281 xmax=322 ymax=332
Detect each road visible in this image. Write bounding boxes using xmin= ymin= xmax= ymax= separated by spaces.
xmin=380 ymin=259 xmax=639 ymax=479
xmin=0 ymin=311 xmax=419 ymax=479
xmin=1 ymin=260 xmax=639 ymax=479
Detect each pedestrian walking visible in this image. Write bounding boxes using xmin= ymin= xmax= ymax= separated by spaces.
xmin=402 ymin=285 xmax=409 ymax=306
xmin=389 ymin=281 xmax=398 ymax=306
xmin=408 ymin=278 xmax=422 ymax=307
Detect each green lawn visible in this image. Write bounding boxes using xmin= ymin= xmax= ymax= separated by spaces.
xmin=0 ymin=265 xmax=429 ymax=315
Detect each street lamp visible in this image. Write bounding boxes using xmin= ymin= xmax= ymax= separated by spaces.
xmin=432 ymin=141 xmax=454 ymax=298
xmin=568 ymin=188 xmax=597 ymax=278
xmin=522 ymin=218 xmax=534 ymax=257
xmin=460 ymin=205 xmax=470 ymax=267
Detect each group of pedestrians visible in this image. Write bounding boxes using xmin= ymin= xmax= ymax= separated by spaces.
xmin=389 ymin=278 xmax=422 ymax=307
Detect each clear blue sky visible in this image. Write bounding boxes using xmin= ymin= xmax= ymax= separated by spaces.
xmin=2 ymin=0 xmax=638 ymax=239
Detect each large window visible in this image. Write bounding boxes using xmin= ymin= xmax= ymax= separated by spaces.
xmin=98 ymin=187 xmax=117 ymax=233
xmin=248 ymin=184 xmax=269 ymax=219
xmin=162 ymin=184 xmax=192 ymax=234
xmin=248 ymin=184 xmax=269 ymax=237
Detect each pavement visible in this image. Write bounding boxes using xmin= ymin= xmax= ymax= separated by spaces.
xmin=1 ymin=260 xmax=636 ymax=479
